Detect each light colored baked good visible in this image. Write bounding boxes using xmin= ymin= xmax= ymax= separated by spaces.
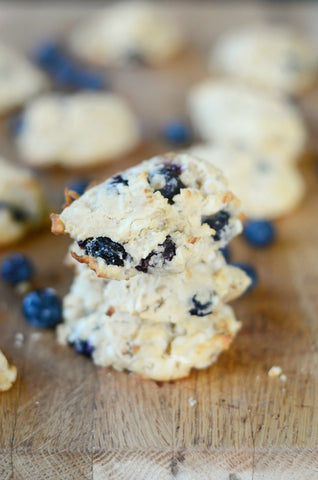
xmin=16 ymin=92 xmax=140 ymax=168
xmin=52 ymin=153 xmax=243 ymax=280
xmin=188 ymin=143 xmax=305 ymax=219
xmin=211 ymin=26 xmax=317 ymax=95
xmin=67 ymin=2 xmax=183 ymax=67
xmin=64 ymin=255 xmax=250 ymax=324
xmin=0 ymin=43 xmax=47 ymax=115
xmin=0 ymin=350 xmax=17 ymax=391
xmin=188 ymin=79 xmax=307 ymax=163
xmin=0 ymin=157 xmax=46 ymax=247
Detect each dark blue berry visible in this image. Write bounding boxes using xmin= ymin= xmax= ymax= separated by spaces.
xmin=244 ymin=220 xmax=276 ymax=248
xmin=71 ymin=70 xmax=105 ymax=90
xmin=220 ymin=246 xmax=231 ymax=263
xmin=189 ymin=294 xmax=213 ymax=317
xmin=70 ymin=339 xmax=94 ymax=358
xmin=1 ymin=254 xmax=33 ymax=284
xmin=202 ymin=210 xmax=230 ymax=241
xmin=8 ymin=114 xmax=25 ymax=135
xmin=66 ymin=178 xmax=90 ymax=196
xmin=136 ymin=236 xmax=176 ymax=273
xmin=22 ymin=288 xmax=62 ymax=328
xmin=162 ymin=121 xmax=192 ymax=145
xmin=78 ymin=237 xmax=127 ymax=266
xmin=230 ymin=262 xmax=258 ymax=293
xmin=149 ymin=164 xmax=185 ymax=204
xmin=108 ymin=175 xmax=129 ymax=186
xmin=32 ymin=41 xmax=61 ymax=68
xmin=0 ymin=202 xmax=28 ymax=222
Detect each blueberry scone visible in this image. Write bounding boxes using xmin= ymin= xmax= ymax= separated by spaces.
xmin=211 ymin=26 xmax=317 ymax=95
xmin=188 ymin=80 xmax=307 ymax=163
xmin=188 ymin=144 xmax=305 ymax=219
xmin=16 ymin=92 xmax=140 ymax=168
xmin=67 ymin=2 xmax=183 ymax=67
xmin=52 ymin=153 xmax=243 ymax=280
xmin=0 ymin=157 xmax=46 ymax=247
xmin=0 ymin=349 xmax=17 ymax=391
xmin=63 ymin=255 xmax=250 ymax=325
xmin=0 ymin=43 xmax=47 ymax=115
xmin=58 ymin=293 xmax=241 ymax=381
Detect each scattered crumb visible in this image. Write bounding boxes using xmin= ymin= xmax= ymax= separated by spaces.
xmin=255 ymin=375 xmax=260 ymax=381
xmin=15 ymin=281 xmax=31 ymax=295
xmin=14 ymin=332 xmax=24 ymax=349
xmin=280 ymin=374 xmax=287 ymax=382
xmin=188 ymin=397 xmax=197 ymax=407
xmin=282 ymin=388 xmax=286 ymax=393
xmin=35 ymin=401 xmax=40 ymax=406
xmin=268 ymin=366 xmax=282 ymax=378
xmin=30 ymin=332 xmax=43 ymax=342
xmin=0 ymin=350 xmax=17 ymax=392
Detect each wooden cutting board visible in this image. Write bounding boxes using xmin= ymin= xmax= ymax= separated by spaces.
xmin=0 ymin=3 xmax=318 ymax=479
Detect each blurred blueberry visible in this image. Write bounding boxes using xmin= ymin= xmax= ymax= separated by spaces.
xmin=71 ymin=339 xmax=94 ymax=357
xmin=66 ymin=178 xmax=90 ymax=196
xmin=244 ymin=220 xmax=276 ymax=247
xmin=162 ymin=121 xmax=192 ymax=145
xmin=22 ymin=288 xmax=62 ymax=328
xmin=231 ymin=262 xmax=258 ymax=293
xmin=220 ymin=246 xmax=231 ymax=262
xmin=1 ymin=254 xmax=33 ymax=284
xmin=32 ymin=41 xmax=61 ymax=68
xmin=8 ymin=114 xmax=25 ymax=136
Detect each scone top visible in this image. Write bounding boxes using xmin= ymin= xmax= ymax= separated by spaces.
xmin=51 ymin=153 xmax=243 ymax=280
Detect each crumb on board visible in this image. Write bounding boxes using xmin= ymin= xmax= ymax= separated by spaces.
xmin=188 ymin=397 xmax=197 ymax=407
xmin=14 ymin=332 xmax=24 ymax=348
xmin=268 ymin=366 xmax=282 ymax=377
xmin=0 ymin=350 xmax=17 ymax=392
xmin=280 ymin=374 xmax=287 ymax=382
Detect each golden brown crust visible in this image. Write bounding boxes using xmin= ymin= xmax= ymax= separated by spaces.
xmin=50 ymin=213 xmax=65 ymax=235
xmin=63 ymin=188 xmax=80 ymax=209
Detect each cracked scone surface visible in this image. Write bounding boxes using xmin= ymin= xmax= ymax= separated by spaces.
xmin=211 ymin=26 xmax=317 ymax=95
xmin=188 ymin=80 xmax=307 ymax=163
xmin=16 ymin=92 xmax=140 ymax=168
xmin=0 ymin=157 xmax=46 ymax=246
xmin=67 ymin=2 xmax=183 ymax=67
xmin=58 ymin=294 xmax=240 ymax=381
xmin=0 ymin=350 xmax=17 ymax=391
xmin=188 ymin=143 xmax=305 ymax=219
xmin=64 ymin=256 xmax=250 ymax=324
xmin=0 ymin=43 xmax=47 ymax=115
xmin=53 ymin=153 xmax=242 ymax=280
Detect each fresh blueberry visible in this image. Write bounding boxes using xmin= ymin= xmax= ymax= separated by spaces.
xmin=202 ymin=210 xmax=230 ymax=241
xmin=22 ymin=288 xmax=62 ymax=328
xmin=0 ymin=201 xmax=28 ymax=222
xmin=220 ymin=246 xmax=231 ymax=263
xmin=162 ymin=121 xmax=192 ymax=145
xmin=136 ymin=236 xmax=176 ymax=273
xmin=149 ymin=164 xmax=185 ymax=204
xmin=66 ymin=178 xmax=90 ymax=196
xmin=54 ymin=61 xmax=78 ymax=85
xmin=231 ymin=262 xmax=258 ymax=293
xmin=189 ymin=294 xmax=213 ymax=317
xmin=72 ymin=70 xmax=105 ymax=90
xmin=1 ymin=254 xmax=33 ymax=284
xmin=78 ymin=237 xmax=127 ymax=266
xmin=244 ymin=220 xmax=276 ymax=248
xmin=70 ymin=339 xmax=94 ymax=358
xmin=32 ymin=41 xmax=61 ymax=68
xmin=8 ymin=114 xmax=25 ymax=135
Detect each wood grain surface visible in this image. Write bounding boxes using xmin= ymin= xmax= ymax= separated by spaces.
xmin=0 ymin=3 xmax=318 ymax=479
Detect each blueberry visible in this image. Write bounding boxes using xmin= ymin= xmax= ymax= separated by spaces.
xmin=230 ymin=262 xmax=258 ymax=293
xmin=8 ymin=114 xmax=25 ymax=135
xmin=149 ymin=164 xmax=185 ymax=204
xmin=71 ymin=70 xmax=105 ymax=90
xmin=70 ymin=339 xmax=94 ymax=358
xmin=108 ymin=175 xmax=129 ymax=186
xmin=0 ymin=201 xmax=28 ymax=222
xmin=32 ymin=41 xmax=61 ymax=68
xmin=202 ymin=210 xmax=230 ymax=241
xmin=244 ymin=220 xmax=276 ymax=248
xmin=66 ymin=178 xmax=90 ymax=196
xmin=220 ymin=246 xmax=231 ymax=263
xmin=54 ymin=61 xmax=78 ymax=85
xmin=78 ymin=237 xmax=127 ymax=266
xmin=124 ymin=50 xmax=147 ymax=65
xmin=136 ymin=236 xmax=176 ymax=273
xmin=189 ymin=294 xmax=213 ymax=317
xmin=162 ymin=121 xmax=192 ymax=145
xmin=22 ymin=288 xmax=62 ymax=328
xmin=1 ymin=254 xmax=33 ymax=284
